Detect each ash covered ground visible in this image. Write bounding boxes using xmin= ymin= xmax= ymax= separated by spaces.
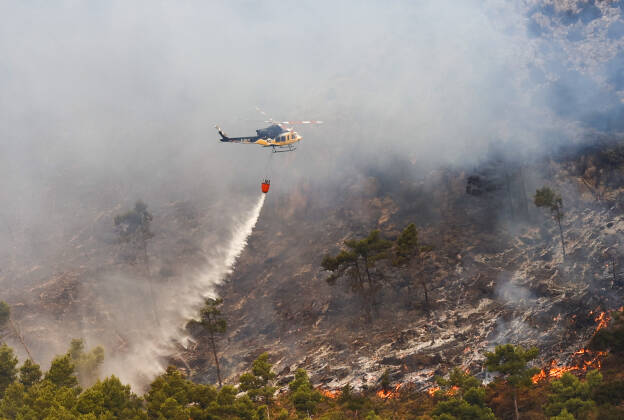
xmin=184 ymin=136 xmax=624 ymax=391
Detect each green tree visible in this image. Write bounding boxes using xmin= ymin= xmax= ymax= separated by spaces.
xmin=239 ymin=352 xmax=277 ymax=410
xmin=19 ymin=359 xmax=42 ymax=388
xmin=534 ymin=187 xmax=566 ymax=258
xmin=69 ymin=338 xmax=105 ymax=388
xmin=432 ymin=368 xmax=495 ymax=420
xmin=322 ymin=230 xmax=392 ymax=319
xmin=550 ymin=408 xmax=575 ymax=420
xmin=197 ymin=297 xmax=227 ymax=387
xmin=0 ymin=382 xmax=26 ymax=419
xmin=393 ymin=223 xmax=433 ymax=311
xmin=0 ymin=344 xmax=18 ymax=397
xmin=114 ymin=200 xmax=154 ymax=245
xmin=289 ymin=369 xmax=322 ymax=417
xmin=45 ymin=354 xmax=78 ymax=389
xmin=146 ymin=366 xmax=194 ymax=417
xmin=485 ymin=344 xmax=539 ymax=420
xmin=544 ymin=370 xmax=602 ymax=419
xmin=379 ymin=370 xmax=391 ymax=393
xmin=76 ymin=376 xmax=145 ymax=419
xmin=114 ymin=200 xmax=159 ymax=326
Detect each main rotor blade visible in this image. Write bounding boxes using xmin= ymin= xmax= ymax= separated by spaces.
xmin=272 ymin=120 xmax=324 ymax=125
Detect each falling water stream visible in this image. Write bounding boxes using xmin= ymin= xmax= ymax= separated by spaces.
xmin=105 ymin=194 xmax=266 ymax=389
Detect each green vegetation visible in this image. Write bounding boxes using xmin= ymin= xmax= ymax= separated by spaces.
xmin=432 ymin=368 xmax=495 ymax=420
xmin=288 ymin=368 xmax=322 ymax=417
xmin=239 ymin=352 xmax=276 ymax=410
xmin=0 ymin=345 xmax=18 ymax=397
xmin=192 ymin=297 xmax=227 ymax=387
xmin=534 ymin=186 xmax=566 ymax=258
xmin=113 ymin=200 xmax=154 ymax=246
xmin=392 ymin=223 xmax=433 ymax=311
xmin=0 ymin=339 xmax=623 ymax=419
xmin=322 ymin=230 xmax=392 ymax=319
xmin=114 ymin=200 xmax=160 ymax=327
xmin=485 ymin=344 xmax=539 ymax=420
xmin=69 ymin=339 xmax=105 ymax=388
xmin=544 ymin=370 xmax=602 ymax=419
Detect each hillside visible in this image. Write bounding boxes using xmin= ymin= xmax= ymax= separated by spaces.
xmin=184 ymin=135 xmax=624 ymax=395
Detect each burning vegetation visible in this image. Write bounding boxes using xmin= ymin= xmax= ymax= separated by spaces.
xmin=531 ymin=308 xmax=622 ymax=384
xmin=376 ymin=383 xmax=402 ymax=399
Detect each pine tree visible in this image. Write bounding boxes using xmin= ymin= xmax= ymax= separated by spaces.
xmin=534 ymin=187 xmax=566 ymax=258
xmin=45 ymin=354 xmax=78 ymax=389
xmin=288 ymin=369 xmax=322 ymax=416
xmin=239 ymin=353 xmax=277 ymax=416
xmin=544 ymin=370 xmax=602 ymax=419
xmin=18 ymin=359 xmax=42 ymax=388
xmin=432 ymin=368 xmax=495 ymax=420
xmin=393 ymin=223 xmax=433 ymax=311
xmin=0 ymin=344 xmax=18 ymax=397
xmin=322 ymin=230 xmax=392 ymax=319
xmin=198 ymin=297 xmax=227 ymax=387
xmin=486 ymin=344 xmax=539 ymax=420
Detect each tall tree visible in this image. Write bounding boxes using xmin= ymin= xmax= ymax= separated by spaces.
xmin=288 ymin=369 xmax=322 ymax=417
xmin=44 ymin=353 xmax=78 ymax=389
xmin=198 ymin=298 xmax=227 ymax=387
xmin=534 ymin=187 xmax=566 ymax=258
xmin=239 ymin=353 xmax=276 ymax=416
xmin=69 ymin=338 xmax=105 ymax=388
xmin=485 ymin=344 xmax=539 ymax=420
xmin=322 ymin=230 xmax=392 ymax=319
xmin=393 ymin=223 xmax=433 ymax=311
xmin=114 ymin=200 xmax=159 ymax=325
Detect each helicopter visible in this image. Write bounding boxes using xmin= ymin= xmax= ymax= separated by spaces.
xmin=216 ymin=110 xmax=322 ymax=193
xmin=215 ymin=117 xmax=322 ymax=153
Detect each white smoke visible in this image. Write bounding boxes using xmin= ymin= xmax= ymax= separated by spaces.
xmin=101 ymin=194 xmax=266 ymax=389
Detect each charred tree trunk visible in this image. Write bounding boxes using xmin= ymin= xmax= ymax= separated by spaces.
xmin=208 ymin=329 xmax=223 ymax=387
xmin=354 ymin=260 xmax=372 ymax=322
xmin=141 ymin=239 xmax=160 ymax=327
xmin=363 ymin=256 xmax=377 ymax=318
xmin=421 ymin=279 xmax=429 ymax=311
xmin=556 ymin=213 xmax=566 ymax=258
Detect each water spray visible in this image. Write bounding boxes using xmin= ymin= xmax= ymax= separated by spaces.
xmin=105 ymin=194 xmax=266 ymax=389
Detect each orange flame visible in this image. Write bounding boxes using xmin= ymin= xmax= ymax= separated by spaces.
xmin=376 ymin=384 xmax=401 ymax=399
xmin=318 ymin=388 xmax=341 ymax=399
xmin=448 ymin=385 xmax=460 ymax=396
xmin=427 ymin=386 xmax=440 ymax=397
xmin=532 ymin=309 xmax=616 ymax=384
xmin=594 ymin=311 xmax=609 ymax=332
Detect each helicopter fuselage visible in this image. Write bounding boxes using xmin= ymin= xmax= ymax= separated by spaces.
xmin=216 ymin=124 xmax=302 ymax=148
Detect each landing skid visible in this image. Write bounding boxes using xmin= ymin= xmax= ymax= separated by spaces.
xmin=272 ymin=145 xmax=296 ymax=153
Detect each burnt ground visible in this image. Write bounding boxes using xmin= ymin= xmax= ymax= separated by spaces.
xmin=2 ymin=136 xmax=624 ymax=391
xmin=185 ymin=137 xmax=624 ymax=390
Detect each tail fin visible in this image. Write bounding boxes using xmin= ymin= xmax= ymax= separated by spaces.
xmin=215 ymin=125 xmax=229 ymax=141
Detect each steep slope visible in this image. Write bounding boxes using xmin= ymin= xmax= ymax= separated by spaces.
xmin=187 ymin=138 xmax=624 ymax=391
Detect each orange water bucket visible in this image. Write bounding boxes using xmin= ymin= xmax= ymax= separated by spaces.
xmin=261 ymin=180 xmax=270 ymax=193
